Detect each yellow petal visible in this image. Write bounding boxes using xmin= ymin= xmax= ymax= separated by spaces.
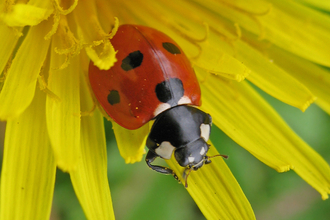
xmin=193 ymin=52 xmax=250 ymax=82
xmin=1 ymin=87 xmax=56 ymax=220
xmin=50 ymin=15 xmax=82 ymax=70
xmin=167 ymin=144 xmax=255 ymax=220
xmin=237 ymin=40 xmax=316 ymax=112
xmin=72 ymin=1 xmax=117 ymax=70
xmin=199 ymin=0 xmax=330 ymax=66
xmin=197 ymin=68 xmax=330 ymax=199
xmin=70 ymin=72 xmax=115 ymax=220
xmin=1 ymin=1 xmax=54 ymax=27
xmin=209 ymin=34 xmax=316 ymax=111
xmin=0 ymin=19 xmax=51 ymax=120
xmin=263 ymin=45 xmax=330 ymax=115
xmin=46 ymin=42 xmax=81 ymax=171
xmin=0 ymin=24 xmax=22 ymax=73
xmin=182 ymin=3 xmax=316 ymax=111
xmin=112 ymin=122 xmax=147 ymax=164
xmin=117 ymin=1 xmax=250 ymax=82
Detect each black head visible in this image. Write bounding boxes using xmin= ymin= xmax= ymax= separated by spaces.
xmin=174 ymin=138 xmax=210 ymax=170
xmin=145 ymin=105 xmax=219 ymax=187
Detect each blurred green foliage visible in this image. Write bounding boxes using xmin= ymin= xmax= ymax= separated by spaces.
xmin=50 ymin=84 xmax=330 ymax=220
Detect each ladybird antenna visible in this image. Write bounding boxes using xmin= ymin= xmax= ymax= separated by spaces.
xmin=183 ymin=168 xmax=192 ymax=188
xmin=208 ymin=154 xmax=228 ymax=159
xmin=204 ymin=154 xmax=228 ymax=165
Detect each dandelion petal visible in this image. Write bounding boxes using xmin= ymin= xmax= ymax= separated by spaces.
xmin=46 ymin=45 xmax=81 ymax=172
xmin=73 ymin=1 xmax=117 ymax=70
xmin=267 ymin=0 xmax=330 ymax=67
xmin=199 ymin=0 xmax=330 ymax=67
xmin=195 ymin=52 xmax=250 ymax=82
xmin=70 ymin=73 xmax=115 ymax=220
xmin=0 ymin=20 xmax=51 ymax=120
xmin=1 ymin=1 xmax=54 ymax=27
xmin=0 ymin=88 xmax=56 ymax=220
xmin=236 ymin=40 xmax=316 ymax=112
xmin=0 ymin=24 xmax=22 ymax=73
xmin=112 ymin=122 xmax=147 ymax=164
xmin=198 ymin=69 xmax=330 ymax=199
xmin=167 ymin=145 xmax=256 ymax=220
xmin=265 ymin=45 xmax=330 ymax=115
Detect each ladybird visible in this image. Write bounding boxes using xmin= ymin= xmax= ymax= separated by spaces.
xmin=89 ymin=25 xmax=220 ymax=186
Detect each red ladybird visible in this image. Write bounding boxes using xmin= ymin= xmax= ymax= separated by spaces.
xmin=89 ymin=25 xmax=218 ymax=186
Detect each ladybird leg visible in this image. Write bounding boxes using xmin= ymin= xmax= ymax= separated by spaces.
xmin=145 ymin=150 xmax=180 ymax=181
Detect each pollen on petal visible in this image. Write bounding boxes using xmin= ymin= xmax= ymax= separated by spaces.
xmin=1 ymin=2 xmax=54 ymax=27
xmin=72 ymin=1 xmax=118 ymax=70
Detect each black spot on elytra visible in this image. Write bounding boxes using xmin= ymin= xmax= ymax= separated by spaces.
xmin=162 ymin=42 xmax=181 ymax=55
xmin=155 ymin=78 xmax=184 ymax=104
xmin=121 ymin=50 xmax=144 ymax=71
xmin=108 ymin=90 xmax=120 ymax=105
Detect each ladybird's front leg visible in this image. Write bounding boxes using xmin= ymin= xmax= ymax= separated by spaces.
xmin=145 ymin=150 xmax=180 ymax=181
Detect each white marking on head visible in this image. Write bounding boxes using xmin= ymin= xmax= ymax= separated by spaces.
xmin=200 ymin=124 xmax=210 ymax=141
xmin=188 ymin=156 xmax=195 ymax=163
xmin=153 ymin=103 xmax=171 ymax=117
xmin=200 ymin=147 xmax=206 ymax=156
xmin=155 ymin=141 xmax=175 ymax=159
xmin=178 ymin=96 xmax=191 ymax=105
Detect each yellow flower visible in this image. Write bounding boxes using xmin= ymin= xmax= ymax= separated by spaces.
xmin=1 ymin=0 xmax=330 ymax=219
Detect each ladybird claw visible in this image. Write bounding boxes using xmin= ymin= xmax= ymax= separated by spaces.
xmin=173 ymin=173 xmax=181 ymax=183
